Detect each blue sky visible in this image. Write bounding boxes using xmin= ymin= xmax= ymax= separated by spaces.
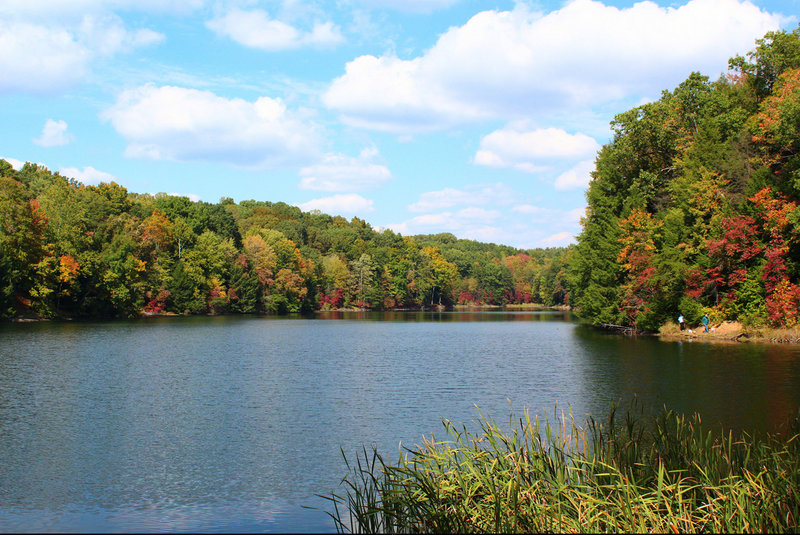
xmin=1 ymin=0 xmax=797 ymax=249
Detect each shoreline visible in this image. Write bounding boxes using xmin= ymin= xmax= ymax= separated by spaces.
xmin=7 ymin=303 xmax=566 ymax=323
xmin=658 ymin=331 xmax=800 ymax=345
xmin=656 ymin=321 xmax=800 ymax=345
xmin=11 ymin=310 xmax=799 ymax=345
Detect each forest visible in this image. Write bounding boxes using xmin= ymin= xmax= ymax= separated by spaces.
xmin=569 ymin=25 xmax=800 ymax=331
xmin=2 ymin=26 xmax=799 ymax=330
xmin=0 ymin=160 xmax=569 ymax=319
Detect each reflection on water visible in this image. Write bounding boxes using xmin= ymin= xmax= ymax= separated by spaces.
xmin=0 ymin=312 xmax=798 ymax=532
xmin=572 ymin=326 xmax=800 ymax=433
xmin=315 ymin=309 xmax=572 ymax=322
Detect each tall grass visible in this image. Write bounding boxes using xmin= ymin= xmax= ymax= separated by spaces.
xmin=321 ymin=402 xmax=800 ymax=533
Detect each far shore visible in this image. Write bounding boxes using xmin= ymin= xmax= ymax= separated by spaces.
xmin=7 ymin=303 xmax=568 ymax=322
xmin=454 ymin=303 xmax=571 ymax=311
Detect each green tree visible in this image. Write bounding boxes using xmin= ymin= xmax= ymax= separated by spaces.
xmin=0 ymin=177 xmax=50 ymax=318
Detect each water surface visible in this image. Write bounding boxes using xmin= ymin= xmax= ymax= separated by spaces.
xmin=1 ymin=311 xmax=798 ymax=532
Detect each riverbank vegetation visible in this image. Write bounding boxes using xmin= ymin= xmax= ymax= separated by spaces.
xmin=324 ymin=403 xmax=800 ymax=533
xmin=0 ymin=160 xmax=570 ymax=320
xmin=569 ymin=25 xmax=800 ymax=333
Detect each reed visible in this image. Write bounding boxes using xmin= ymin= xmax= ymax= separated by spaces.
xmin=321 ymin=401 xmax=800 ymax=533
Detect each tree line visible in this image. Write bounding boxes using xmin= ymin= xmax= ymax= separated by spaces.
xmin=568 ymin=25 xmax=800 ymax=330
xmin=0 ymin=161 xmax=570 ymax=319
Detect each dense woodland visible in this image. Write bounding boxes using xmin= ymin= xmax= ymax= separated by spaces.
xmin=3 ymin=27 xmax=800 ymax=329
xmin=0 ymin=160 xmax=570 ymax=319
xmin=570 ymin=26 xmax=800 ymax=330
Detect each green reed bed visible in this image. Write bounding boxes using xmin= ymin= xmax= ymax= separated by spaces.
xmin=322 ymin=403 xmax=800 ymax=533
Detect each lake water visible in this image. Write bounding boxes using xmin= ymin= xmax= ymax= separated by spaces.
xmin=1 ymin=311 xmax=799 ymax=532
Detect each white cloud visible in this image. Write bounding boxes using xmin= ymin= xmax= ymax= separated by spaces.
xmin=1 ymin=157 xmax=25 ymax=170
xmin=323 ymin=54 xmax=488 ymax=133
xmin=542 ymin=231 xmax=575 ymax=246
xmin=393 ymin=184 xmax=518 ymax=242
xmin=101 ymin=84 xmax=321 ymax=168
xmin=0 ymin=22 xmax=90 ymax=93
xmin=355 ymin=0 xmax=460 ymax=13
xmin=567 ymin=206 xmax=587 ymax=223
xmin=0 ymin=0 xmax=202 ymax=18
xmin=456 ymin=206 xmax=500 ymax=220
xmin=410 ymin=212 xmax=454 ymax=226
xmin=392 ymin=177 xmax=587 ymax=247
xmin=0 ymin=15 xmax=163 ymax=94
xmin=324 ymin=0 xmax=784 ymax=133
xmin=408 ymin=183 xmax=514 ymax=213
xmin=391 ymin=199 xmax=585 ymax=246
xmin=474 ymin=126 xmax=600 ymax=172
xmin=60 ymin=165 xmax=116 ymax=185
xmin=298 ymin=194 xmax=375 ymax=216
xmin=554 ymin=160 xmax=596 ymax=191
xmin=206 ymin=9 xmax=344 ymax=51
xmin=34 ymin=119 xmax=73 ymax=147
xmin=409 ymin=188 xmax=473 ymax=212
xmin=387 ymin=208 xmax=506 ymax=243
xmin=299 ymin=147 xmax=391 ymax=192
xmin=512 ymin=204 xmax=553 ymax=215
xmin=512 ymin=203 xmax=588 ymax=227
xmin=78 ymin=13 xmax=164 ymax=56
xmin=512 ymin=204 xmax=561 ymax=222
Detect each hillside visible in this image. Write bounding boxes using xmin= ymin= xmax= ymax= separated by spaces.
xmin=0 ymin=161 xmax=569 ymax=319
xmin=569 ymin=25 xmax=800 ymax=331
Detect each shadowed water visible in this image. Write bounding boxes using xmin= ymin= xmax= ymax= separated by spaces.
xmin=0 ymin=311 xmax=798 ymax=532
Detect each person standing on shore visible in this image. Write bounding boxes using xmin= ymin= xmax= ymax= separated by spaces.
xmin=678 ymin=314 xmax=685 ymax=331
xmin=702 ymin=314 xmax=709 ymax=333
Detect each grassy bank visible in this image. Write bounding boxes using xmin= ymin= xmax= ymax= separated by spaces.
xmin=323 ymin=403 xmax=800 ymax=533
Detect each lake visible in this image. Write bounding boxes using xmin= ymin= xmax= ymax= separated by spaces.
xmin=1 ymin=311 xmax=799 ymax=532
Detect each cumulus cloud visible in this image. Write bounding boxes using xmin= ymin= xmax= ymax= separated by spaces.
xmin=298 ymin=193 xmax=375 ymax=216
xmin=101 ymin=84 xmax=321 ymax=168
xmin=206 ymin=8 xmax=343 ymax=51
xmin=299 ymin=147 xmax=391 ymax=191
xmin=324 ymin=0 xmax=784 ymax=133
xmin=387 ymin=208 xmax=507 ymax=244
xmin=394 ymin=183 xmax=528 ymax=244
xmin=392 ymin=194 xmax=585 ymax=247
xmin=60 ymin=165 xmax=116 ymax=185
xmin=0 ymin=14 xmax=163 ymax=94
xmin=474 ymin=126 xmax=600 ymax=172
xmin=323 ymin=54 xmax=488 ymax=133
xmin=555 ymin=160 xmax=597 ymax=191
xmin=0 ymin=22 xmax=90 ymax=93
xmin=34 ymin=119 xmax=74 ymax=147
xmin=408 ymin=183 xmax=514 ymax=212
